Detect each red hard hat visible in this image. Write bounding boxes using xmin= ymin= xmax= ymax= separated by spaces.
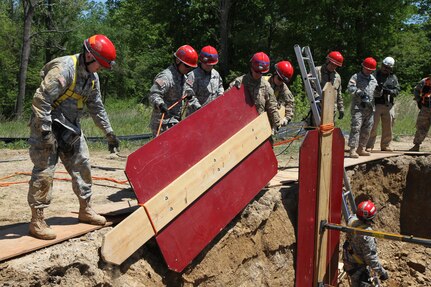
xmin=356 ymin=200 xmax=377 ymax=220
xmin=362 ymin=57 xmax=377 ymax=71
xmin=327 ymin=51 xmax=344 ymax=67
xmin=250 ymin=52 xmax=270 ymax=74
xmin=275 ymin=61 xmax=294 ymax=84
xmin=174 ymin=45 xmax=198 ymax=68
xmin=84 ymin=34 xmax=116 ymax=69
xmin=199 ymin=45 xmax=219 ymax=65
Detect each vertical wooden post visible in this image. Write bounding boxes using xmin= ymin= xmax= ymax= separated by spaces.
xmin=313 ymin=82 xmax=336 ymax=285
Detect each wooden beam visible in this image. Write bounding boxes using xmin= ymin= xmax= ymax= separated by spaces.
xmin=144 ymin=112 xmax=271 ymax=232
xmin=101 ymin=207 xmax=153 ymax=265
xmin=314 ymin=82 xmax=336 ymax=284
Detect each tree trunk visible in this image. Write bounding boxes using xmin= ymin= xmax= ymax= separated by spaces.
xmin=219 ymin=0 xmax=232 ymax=82
xmin=15 ymin=0 xmax=37 ymax=120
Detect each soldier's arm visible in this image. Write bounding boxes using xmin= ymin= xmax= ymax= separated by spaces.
xmin=149 ymin=75 xmax=169 ymax=109
xmin=86 ymin=75 xmax=113 ymax=135
xmin=360 ymin=235 xmax=386 ymax=276
xmin=413 ymin=80 xmax=424 ymax=102
xmin=336 ymin=82 xmax=344 ymax=112
xmin=347 ymin=74 xmax=359 ymax=95
xmin=32 ymin=65 xmax=70 ymax=133
xmin=217 ymin=73 xmax=225 ymax=97
xmin=282 ymin=86 xmax=295 ymax=120
xmin=266 ymin=86 xmax=281 ymax=128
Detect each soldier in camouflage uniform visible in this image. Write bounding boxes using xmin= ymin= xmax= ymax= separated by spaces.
xmin=410 ymin=76 xmax=431 ymax=151
xmin=366 ymin=57 xmax=400 ymax=152
xmin=343 ymin=200 xmax=389 ymax=286
xmin=184 ymin=46 xmax=224 ymax=116
xmin=27 ymin=35 xmax=120 ymax=240
xmin=264 ymin=60 xmax=295 ymax=126
xmin=149 ymin=45 xmax=200 ymax=136
xmin=315 ymin=51 xmax=345 ymax=121
xmin=347 ymin=57 xmax=378 ymax=158
xmin=227 ymin=52 xmax=281 ymax=129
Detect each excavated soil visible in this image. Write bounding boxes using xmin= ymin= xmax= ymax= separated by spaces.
xmin=0 ymin=136 xmax=430 ymax=287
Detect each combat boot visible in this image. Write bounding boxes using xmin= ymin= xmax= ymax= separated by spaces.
xmin=349 ymin=148 xmax=359 ymax=158
xmin=356 ymin=147 xmax=370 ymax=156
xmin=409 ymin=144 xmax=420 ymax=152
xmin=29 ymin=208 xmax=57 ymax=240
xmin=381 ymin=146 xmax=393 ymax=152
xmin=78 ymin=199 xmax=106 ymax=225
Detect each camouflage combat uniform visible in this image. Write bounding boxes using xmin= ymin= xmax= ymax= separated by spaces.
xmin=28 ymin=54 xmax=114 ymax=208
xmin=184 ymin=66 xmax=224 ymax=116
xmin=412 ymin=77 xmax=431 ymax=146
xmin=228 ymin=73 xmax=281 ymax=128
xmin=347 ymin=72 xmax=378 ymax=150
xmin=367 ymin=70 xmax=400 ymax=150
xmin=149 ymin=64 xmax=200 ymax=136
xmin=316 ymin=64 xmax=344 ymax=117
xmin=265 ymin=75 xmax=295 ymax=123
xmin=343 ymin=216 xmax=387 ymax=287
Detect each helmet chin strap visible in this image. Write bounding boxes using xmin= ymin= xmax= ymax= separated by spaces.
xmin=82 ymin=46 xmax=97 ymax=72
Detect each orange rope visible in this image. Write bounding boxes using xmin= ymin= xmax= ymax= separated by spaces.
xmin=319 ymin=123 xmax=335 ymax=135
xmin=273 ymin=135 xmax=304 ymax=147
xmin=0 ymin=171 xmax=128 ymax=187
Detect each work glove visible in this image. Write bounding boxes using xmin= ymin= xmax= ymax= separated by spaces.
xmin=417 ymin=101 xmax=422 ymax=110
xmin=159 ymin=103 xmax=171 ymax=117
xmin=280 ymin=117 xmax=290 ymax=126
xmin=338 ymin=110 xmax=344 ymax=120
xmin=41 ymin=131 xmax=57 ymax=152
xmin=379 ymin=269 xmax=389 ymax=281
xmin=359 ymin=91 xmax=371 ymax=108
xmin=106 ymin=132 xmax=120 ymax=153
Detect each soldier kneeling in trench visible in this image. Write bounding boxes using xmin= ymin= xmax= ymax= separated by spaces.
xmin=343 ymin=200 xmax=389 ymax=286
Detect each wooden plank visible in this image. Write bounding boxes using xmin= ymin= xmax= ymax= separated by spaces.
xmin=101 ymin=207 xmax=154 ymax=265
xmin=144 ymin=113 xmax=271 ymax=232
xmin=296 ymin=130 xmax=319 ymax=286
xmin=156 ymin=140 xmax=277 ymax=272
xmin=0 ymin=213 xmax=114 ymax=262
xmin=314 ymin=82 xmax=335 ymax=284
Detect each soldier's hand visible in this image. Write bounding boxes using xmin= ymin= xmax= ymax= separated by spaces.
xmin=379 ymin=269 xmax=389 ymax=281
xmin=417 ymin=101 xmax=422 ymax=110
xmin=280 ymin=117 xmax=290 ymax=126
xmin=106 ymin=132 xmax=120 ymax=153
xmin=159 ymin=103 xmax=171 ymax=117
xmin=338 ymin=110 xmax=344 ymax=120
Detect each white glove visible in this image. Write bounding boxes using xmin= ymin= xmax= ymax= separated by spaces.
xmin=280 ymin=117 xmax=290 ymax=126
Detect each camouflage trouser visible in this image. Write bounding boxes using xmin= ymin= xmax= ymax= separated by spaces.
xmin=367 ymin=104 xmax=394 ymax=149
xmin=348 ymin=267 xmax=372 ymax=287
xmin=28 ymin=133 xmax=92 ymax=209
xmin=413 ymin=107 xmax=431 ymax=145
xmin=348 ymin=106 xmax=374 ymax=149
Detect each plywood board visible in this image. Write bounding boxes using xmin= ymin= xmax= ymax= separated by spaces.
xmin=0 ymin=213 xmax=114 ymax=262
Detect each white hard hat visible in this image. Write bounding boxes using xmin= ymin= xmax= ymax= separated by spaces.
xmin=382 ymin=57 xmax=395 ymax=68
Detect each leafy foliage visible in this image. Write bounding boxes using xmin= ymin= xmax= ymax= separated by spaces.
xmin=0 ymin=0 xmax=430 ymax=122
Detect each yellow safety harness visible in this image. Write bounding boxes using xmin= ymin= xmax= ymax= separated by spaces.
xmin=51 ymin=55 xmax=94 ymax=110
